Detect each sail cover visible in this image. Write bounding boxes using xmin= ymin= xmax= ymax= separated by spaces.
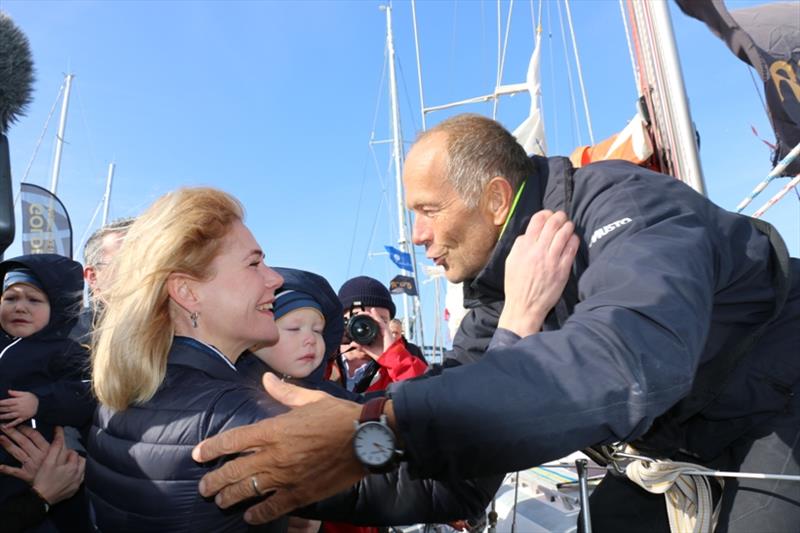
xmin=676 ymin=0 xmax=800 ymax=176
xmin=513 ymin=27 xmax=546 ymax=156
xmin=19 ymin=182 xmax=73 ymax=258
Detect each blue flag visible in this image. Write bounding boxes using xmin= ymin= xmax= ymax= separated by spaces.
xmin=385 ymin=245 xmax=413 ymax=271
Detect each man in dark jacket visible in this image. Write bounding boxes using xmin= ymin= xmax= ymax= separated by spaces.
xmin=194 ymin=114 xmax=800 ymax=532
xmin=70 ymin=217 xmax=134 ymax=344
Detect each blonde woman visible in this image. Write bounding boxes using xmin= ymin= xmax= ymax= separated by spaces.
xmin=86 ymin=187 xmax=287 ymax=532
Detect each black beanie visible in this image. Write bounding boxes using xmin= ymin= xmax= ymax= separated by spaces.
xmin=338 ymin=276 xmax=396 ymax=318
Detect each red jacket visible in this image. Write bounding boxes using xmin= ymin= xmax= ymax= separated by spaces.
xmin=364 ymin=338 xmax=428 ymax=392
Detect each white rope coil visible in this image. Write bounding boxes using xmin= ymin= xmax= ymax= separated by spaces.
xmin=626 ymin=459 xmax=721 ymax=533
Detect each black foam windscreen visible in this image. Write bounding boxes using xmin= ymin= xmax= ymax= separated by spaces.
xmin=0 ymin=12 xmax=35 ymax=257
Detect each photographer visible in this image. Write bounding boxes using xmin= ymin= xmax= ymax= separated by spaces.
xmin=334 ymin=276 xmax=427 ymax=393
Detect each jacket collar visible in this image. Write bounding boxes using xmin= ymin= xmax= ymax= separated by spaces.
xmin=464 ymin=155 xmax=573 ymax=306
xmin=169 ymin=336 xmax=241 ymax=381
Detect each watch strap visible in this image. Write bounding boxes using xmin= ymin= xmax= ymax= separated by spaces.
xmin=359 ymin=397 xmax=389 ymax=424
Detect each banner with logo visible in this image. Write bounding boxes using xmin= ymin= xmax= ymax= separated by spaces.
xmin=20 ymin=182 xmax=73 ymax=258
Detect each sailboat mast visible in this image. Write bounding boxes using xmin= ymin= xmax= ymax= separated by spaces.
xmin=384 ymin=5 xmax=423 ymax=346
xmin=102 ymin=162 xmax=115 ymax=226
xmin=629 ymin=2 xmax=705 ymax=194
xmin=49 ymin=73 xmax=74 ymax=195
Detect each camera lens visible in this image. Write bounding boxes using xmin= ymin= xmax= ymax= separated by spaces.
xmin=345 ymin=314 xmax=379 ymax=345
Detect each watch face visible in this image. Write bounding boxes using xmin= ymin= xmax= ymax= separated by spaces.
xmin=354 ymin=421 xmax=395 ymax=466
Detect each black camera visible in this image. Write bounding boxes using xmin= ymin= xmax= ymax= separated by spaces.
xmin=343 ymin=314 xmax=380 ymax=345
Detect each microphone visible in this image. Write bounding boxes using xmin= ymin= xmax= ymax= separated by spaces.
xmin=0 ymin=12 xmax=35 ymax=258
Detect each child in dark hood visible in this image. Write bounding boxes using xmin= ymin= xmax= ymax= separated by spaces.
xmin=241 ymin=267 xmax=353 ymax=399
xmin=0 ymin=254 xmax=95 ymax=501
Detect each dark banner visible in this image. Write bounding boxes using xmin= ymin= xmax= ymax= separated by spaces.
xmin=20 ymin=182 xmax=73 ymax=258
xmin=389 ymin=274 xmax=417 ymax=296
xmin=676 ymin=0 xmax=800 ymax=175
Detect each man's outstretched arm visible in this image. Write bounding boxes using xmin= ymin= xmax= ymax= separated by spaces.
xmin=193 ymin=374 xmax=381 ymax=524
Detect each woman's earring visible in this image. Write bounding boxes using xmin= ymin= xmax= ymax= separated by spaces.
xmin=190 ymin=312 xmax=198 ymax=328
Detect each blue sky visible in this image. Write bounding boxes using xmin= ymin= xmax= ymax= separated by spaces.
xmin=3 ymin=0 xmax=798 ymax=348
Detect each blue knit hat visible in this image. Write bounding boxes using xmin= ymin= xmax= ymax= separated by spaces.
xmin=338 ymin=276 xmax=396 ymax=318
xmin=273 ymin=289 xmax=323 ymax=321
xmin=3 ymin=267 xmax=43 ymax=292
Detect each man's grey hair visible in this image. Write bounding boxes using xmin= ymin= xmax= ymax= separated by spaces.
xmin=416 ymin=114 xmax=534 ymax=208
xmin=83 ymin=217 xmax=135 ymax=266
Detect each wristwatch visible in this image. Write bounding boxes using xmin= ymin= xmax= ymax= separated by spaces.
xmin=353 ymin=397 xmax=402 ymax=473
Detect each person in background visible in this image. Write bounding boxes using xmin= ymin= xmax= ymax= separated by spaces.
xmin=388 ymin=318 xmax=426 ymax=365
xmin=0 ymin=426 xmax=85 ymax=533
xmin=334 ymin=276 xmax=426 ymax=393
xmin=70 ymin=217 xmax=135 ymax=344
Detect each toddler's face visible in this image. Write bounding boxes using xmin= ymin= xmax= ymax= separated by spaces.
xmin=0 ymin=284 xmax=51 ymax=338
xmin=254 ymin=307 xmax=325 ymax=378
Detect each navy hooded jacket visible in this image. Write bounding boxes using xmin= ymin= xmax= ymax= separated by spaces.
xmin=0 ymin=254 xmax=95 ymax=499
xmin=0 ymin=254 xmax=94 ymax=499
xmin=0 ymin=253 xmax=93 ymax=426
xmin=389 ymin=157 xmax=800 ymax=479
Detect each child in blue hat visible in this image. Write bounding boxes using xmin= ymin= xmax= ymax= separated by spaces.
xmin=240 ymin=267 xmax=354 ymax=400
xmin=0 ymin=254 xmax=95 ymax=527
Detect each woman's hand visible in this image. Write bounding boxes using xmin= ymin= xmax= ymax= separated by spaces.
xmin=0 ymin=426 xmax=85 ymax=505
xmin=498 ymin=210 xmax=579 ymax=338
xmin=30 ymin=427 xmax=86 ymax=505
xmin=0 ymin=390 xmax=39 ymax=428
xmin=0 ymin=424 xmax=50 ymax=483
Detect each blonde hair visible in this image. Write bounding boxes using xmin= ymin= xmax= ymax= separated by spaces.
xmin=92 ymin=187 xmax=243 ymax=411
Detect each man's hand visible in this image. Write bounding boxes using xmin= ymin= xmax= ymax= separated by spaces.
xmin=499 ymin=210 xmax=579 ymax=337
xmin=192 ymin=373 xmax=366 ymax=524
xmin=0 ymin=390 xmax=39 ymax=428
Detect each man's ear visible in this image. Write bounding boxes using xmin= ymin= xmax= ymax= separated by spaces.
xmin=166 ymin=273 xmax=199 ymax=312
xmin=484 ymin=176 xmax=514 ymax=226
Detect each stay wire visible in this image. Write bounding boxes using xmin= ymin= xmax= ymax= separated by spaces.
xmin=546 ymin=0 xmax=560 ymax=154
xmin=347 ymin=41 xmax=389 ymax=278
xmin=20 ymin=81 xmax=65 ymax=184
xmin=556 ymin=0 xmax=582 ymax=148
xmin=396 ymin=54 xmax=420 ymax=133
